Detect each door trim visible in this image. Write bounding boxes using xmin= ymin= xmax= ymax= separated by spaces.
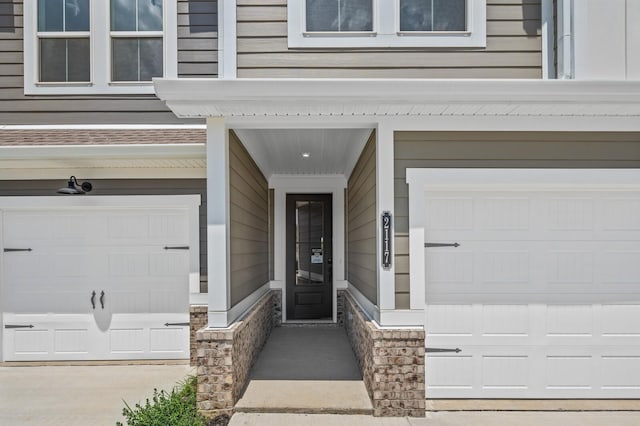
xmin=269 ymin=175 xmax=347 ymax=324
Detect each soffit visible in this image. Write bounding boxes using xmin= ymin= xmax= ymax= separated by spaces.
xmin=234 ymin=128 xmax=372 ymax=178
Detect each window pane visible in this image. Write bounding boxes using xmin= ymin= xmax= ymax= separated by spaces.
xmin=40 ymin=38 xmax=66 ymax=81
xmin=65 ymin=0 xmax=90 ymax=31
xmin=400 ymin=0 xmax=432 ymax=31
xmin=306 ymin=0 xmax=372 ymax=32
xmin=38 ymin=0 xmax=90 ymax=32
xmin=112 ymin=38 xmax=139 ymax=81
xmin=339 ymin=0 xmax=372 ymax=31
xmin=67 ymin=38 xmax=90 ymax=81
xmin=139 ymin=38 xmax=163 ymax=80
xmin=112 ymin=38 xmax=163 ymax=81
xmin=306 ymin=0 xmax=339 ymax=32
xmin=138 ymin=0 xmax=163 ymax=31
xmin=40 ymin=38 xmax=90 ymax=82
xmin=111 ymin=0 xmax=136 ymax=31
xmin=434 ymin=0 xmax=466 ymax=31
xmin=38 ymin=0 xmax=63 ymax=32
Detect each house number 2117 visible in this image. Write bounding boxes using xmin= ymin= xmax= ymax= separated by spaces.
xmin=382 ymin=212 xmax=392 ymax=269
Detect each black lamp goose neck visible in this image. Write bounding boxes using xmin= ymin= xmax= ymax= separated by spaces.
xmin=57 ymin=176 xmax=93 ymax=195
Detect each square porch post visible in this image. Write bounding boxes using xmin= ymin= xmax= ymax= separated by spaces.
xmin=376 ymin=122 xmax=396 ymax=316
xmin=206 ymin=117 xmax=231 ymax=327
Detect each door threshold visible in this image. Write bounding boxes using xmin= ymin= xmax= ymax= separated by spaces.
xmin=283 ymin=319 xmax=337 ymax=327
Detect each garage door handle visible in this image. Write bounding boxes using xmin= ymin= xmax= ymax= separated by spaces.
xmin=91 ymin=291 xmax=96 ymax=310
xmin=5 ymin=324 xmax=34 ymax=329
xmin=426 ymin=347 xmax=462 ymax=353
xmin=165 ymin=322 xmax=190 ymax=327
xmin=4 ymin=248 xmax=32 ymax=252
xmin=164 ymin=246 xmax=189 ymax=250
xmin=424 ymin=242 xmax=460 ymax=248
xmin=100 ymin=291 xmax=105 ymax=309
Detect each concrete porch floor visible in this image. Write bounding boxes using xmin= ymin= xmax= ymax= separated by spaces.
xmin=235 ymin=325 xmax=373 ymax=414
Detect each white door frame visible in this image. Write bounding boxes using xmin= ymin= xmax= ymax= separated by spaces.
xmin=0 ymin=195 xmax=201 ymax=362
xmin=269 ymin=175 xmax=348 ymax=324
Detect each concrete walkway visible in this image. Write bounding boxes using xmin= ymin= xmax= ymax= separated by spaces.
xmin=229 ymin=412 xmax=640 ymax=426
xmin=0 ymin=364 xmax=194 ymax=425
xmin=236 ymin=326 xmax=372 ymax=414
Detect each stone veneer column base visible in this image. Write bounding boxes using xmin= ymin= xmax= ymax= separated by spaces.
xmin=196 ymin=291 xmax=275 ymax=419
xmin=343 ymin=292 xmax=426 ymax=417
xmin=190 ymin=305 xmax=208 ymax=366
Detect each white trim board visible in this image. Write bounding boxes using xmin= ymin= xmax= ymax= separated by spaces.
xmin=208 ymin=282 xmax=271 ymax=328
xmin=154 ymin=78 xmax=640 ymax=121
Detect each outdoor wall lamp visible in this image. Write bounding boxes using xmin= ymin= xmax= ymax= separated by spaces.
xmin=57 ymin=176 xmax=93 ymax=195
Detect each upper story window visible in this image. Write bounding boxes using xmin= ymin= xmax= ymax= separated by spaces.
xmin=399 ymin=0 xmax=466 ymax=32
xmin=37 ymin=0 xmax=91 ymax=83
xmin=306 ymin=0 xmax=373 ymax=32
xmin=289 ymin=0 xmax=486 ymax=48
xmin=24 ymin=0 xmax=177 ymax=95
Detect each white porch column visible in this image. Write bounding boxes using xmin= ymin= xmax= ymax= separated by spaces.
xmin=206 ymin=118 xmax=232 ymax=327
xmin=376 ymin=122 xmax=396 ymax=318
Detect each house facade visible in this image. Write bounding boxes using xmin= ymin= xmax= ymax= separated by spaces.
xmin=1 ymin=0 xmax=640 ymax=419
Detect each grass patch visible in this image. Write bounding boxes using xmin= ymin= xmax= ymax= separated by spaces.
xmin=117 ymin=375 xmax=207 ymax=426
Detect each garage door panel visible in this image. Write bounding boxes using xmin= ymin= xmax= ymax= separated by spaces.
xmin=601 ymin=356 xmax=640 ymax=390
xmin=601 ymin=304 xmax=640 ymax=337
xmin=481 ymin=355 xmax=531 ymax=390
xmin=2 ymin=206 xmax=192 ymax=361
xmin=423 ymin=181 xmax=640 ymax=398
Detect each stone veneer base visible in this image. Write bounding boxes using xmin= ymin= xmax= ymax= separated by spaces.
xmin=343 ymin=291 xmax=426 ymax=417
xmin=195 ymin=291 xmax=275 ymax=419
xmin=190 ymin=305 xmax=208 ymax=366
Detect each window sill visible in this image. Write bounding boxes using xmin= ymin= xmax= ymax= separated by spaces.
xmin=303 ymin=31 xmax=377 ymax=38
xmin=25 ymin=83 xmax=156 ymax=96
xmin=289 ymin=32 xmax=486 ymax=48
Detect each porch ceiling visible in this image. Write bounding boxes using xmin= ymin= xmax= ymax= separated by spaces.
xmin=153 ymin=79 xmax=640 ymax=120
xmin=234 ymin=128 xmax=372 ymax=178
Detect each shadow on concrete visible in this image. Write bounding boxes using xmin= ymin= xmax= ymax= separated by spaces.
xmin=249 ymin=326 xmax=362 ymax=381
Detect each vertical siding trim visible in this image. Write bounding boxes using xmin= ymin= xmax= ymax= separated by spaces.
xmin=218 ymin=0 xmax=237 ymax=78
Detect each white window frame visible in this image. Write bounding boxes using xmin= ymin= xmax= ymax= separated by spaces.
xmin=24 ymin=0 xmax=177 ymax=95
xmin=288 ymin=0 xmax=486 ymax=48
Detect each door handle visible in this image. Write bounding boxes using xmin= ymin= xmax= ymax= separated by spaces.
xmin=100 ymin=291 xmax=105 ymax=309
xmin=4 ymin=248 xmax=32 ymax=252
xmin=91 ymin=291 xmax=96 ymax=310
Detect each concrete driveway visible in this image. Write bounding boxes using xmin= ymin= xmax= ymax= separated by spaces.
xmin=0 ymin=363 xmax=194 ymax=425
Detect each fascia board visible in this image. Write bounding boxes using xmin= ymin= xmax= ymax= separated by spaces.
xmin=0 ymin=144 xmax=206 ymax=160
xmin=154 ymin=78 xmax=640 ymax=106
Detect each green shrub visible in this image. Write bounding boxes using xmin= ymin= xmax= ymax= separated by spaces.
xmin=117 ymin=375 xmax=207 ymax=426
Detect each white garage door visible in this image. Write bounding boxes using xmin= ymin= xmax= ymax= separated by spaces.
xmin=409 ymin=169 xmax=640 ymax=399
xmin=2 ymin=207 xmax=191 ymax=361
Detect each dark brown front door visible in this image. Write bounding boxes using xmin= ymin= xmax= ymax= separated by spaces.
xmin=286 ymin=194 xmax=333 ymax=320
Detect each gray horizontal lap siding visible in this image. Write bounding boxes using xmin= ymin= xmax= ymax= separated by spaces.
xmin=393 ymin=131 xmax=640 ymax=309
xmin=0 ymin=0 xmax=217 ymax=125
xmin=236 ymin=0 xmax=542 ymax=78
xmin=229 ymin=131 xmax=270 ymax=307
xmin=0 ymin=178 xmax=208 ymax=289
xmin=347 ymin=131 xmax=377 ymax=305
